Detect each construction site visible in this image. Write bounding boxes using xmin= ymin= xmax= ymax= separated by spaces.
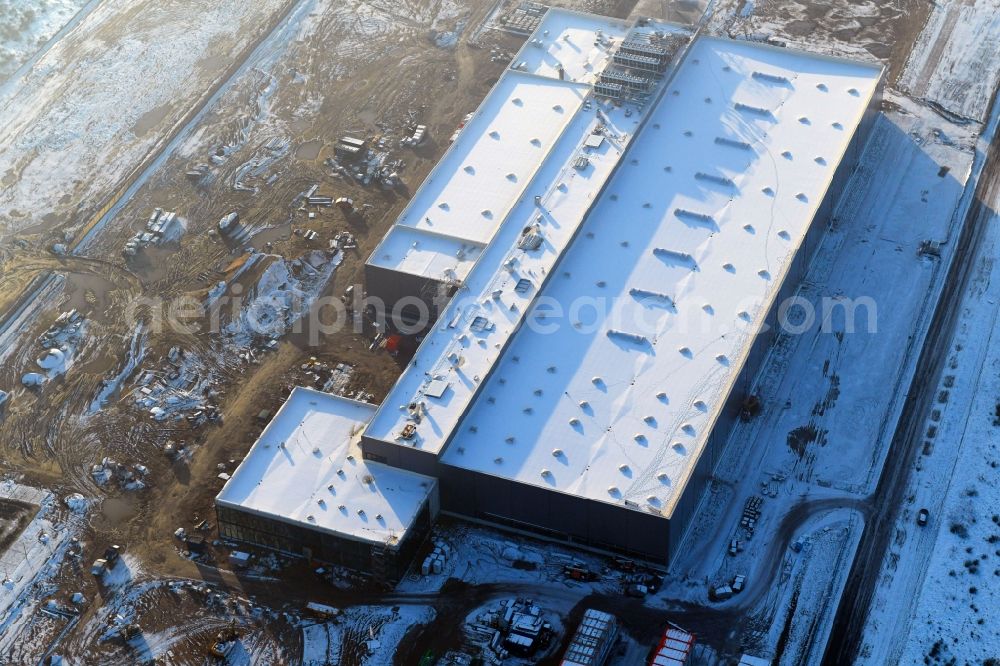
xmin=0 ymin=0 xmax=998 ymax=664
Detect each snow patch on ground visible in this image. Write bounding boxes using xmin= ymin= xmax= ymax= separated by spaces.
xmin=301 ymin=605 xmax=434 ymax=665
xmin=897 ymin=0 xmax=1000 ymax=122
xmin=0 ymin=0 xmax=89 ymax=83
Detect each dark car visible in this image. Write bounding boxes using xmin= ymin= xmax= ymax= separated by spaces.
xmin=917 ymin=508 xmax=929 ymax=526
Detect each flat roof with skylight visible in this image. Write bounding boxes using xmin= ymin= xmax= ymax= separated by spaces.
xmin=216 ymin=388 xmax=436 ymax=546
xmin=441 ymin=37 xmax=882 ymax=516
xmin=368 ymin=9 xmax=637 ymax=285
xmin=365 ymin=15 xmax=692 ymax=454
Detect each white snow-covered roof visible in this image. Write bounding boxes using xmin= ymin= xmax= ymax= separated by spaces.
xmin=369 ymin=225 xmax=484 ymax=282
xmin=513 ymin=9 xmax=631 ymax=83
xmin=366 ymin=15 xmax=693 ymax=454
xmin=216 ymin=388 xmax=435 ymax=547
xmin=366 ymin=92 xmax=662 ymax=454
xmin=441 ymin=38 xmax=882 ymax=516
xmin=368 ymin=73 xmax=590 ymax=279
xmin=368 ymin=9 xmax=635 ymax=284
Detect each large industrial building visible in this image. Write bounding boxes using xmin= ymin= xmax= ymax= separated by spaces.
xmin=218 ymin=8 xmax=883 ymax=573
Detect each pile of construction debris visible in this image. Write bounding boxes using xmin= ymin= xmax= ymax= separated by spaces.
xmin=23 ymin=310 xmax=87 ymax=387
xmin=123 ymin=208 xmax=184 ymax=257
xmin=130 ymin=348 xmax=220 ymax=425
xmin=91 ymin=457 xmax=149 ymax=490
xmin=467 ymin=597 xmax=555 ymax=660
xmin=325 ymin=135 xmax=405 ymax=188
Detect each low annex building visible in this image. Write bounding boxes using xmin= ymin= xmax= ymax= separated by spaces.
xmin=216 ymin=388 xmax=437 ymax=581
xmin=219 ymin=7 xmax=883 ymax=573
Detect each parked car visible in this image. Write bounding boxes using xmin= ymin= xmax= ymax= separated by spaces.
xmin=709 ymin=584 xmax=733 ymax=601
xmin=728 ymin=539 xmax=741 ymax=556
xmin=90 ymin=559 xmax=108 ymax=577
xmin=611 ymin=556 xmax=637 ymax=572
xmin=625 ymin=583 xmax=648 ymax=598
xmin=732 ymin=574 xmax=746 ymax=593
xmin=563 ymin=565 xmax=599 ymax=582
xmin=917 ymin=508 xmax=930 ymax=526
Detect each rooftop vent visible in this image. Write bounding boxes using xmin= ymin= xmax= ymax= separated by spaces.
xmin=552 ymin=448 xmax=564 ymax=457
xmin=569 ymin=418 xmax=581 ymax=427
xmin=695 ymin=172 xmax=735 ymax=187
xmin=723 ymin=262 xmax=735 ymax=272
xmin=494 ymin=457 xmax=504 ymax=464
xmin=781 ymin=150 xmax=793 ymax=159
xmin=751 ymin=71 xmax=789 ymax=85
xmin=607 ymin=329 xmax=649 ymax=345
xmin=656 ymin=392 xmax=667 ymax=402
xmin=489 ymin=130 xmax=499 ymax=139
xmin=675 ymin=208 xmax=715 ymax=225
xmin=505 ymin=436 xmax=515 ymax=444
xmin=608 ymin=486 xmax=620 ymax=496
xmin=541 ymin=469 xmax=551 ymax=477
xmin=816 ymin=83 xmax=828 ymax=91
xmin=657 ymin=472 xmax=670 ymax=483
xmin=734 ymin=102 xmax=772 ymax=117
xmin=715 ymin=136 xmax=753 ymax=150
xmin=619 ymin=464 xmax=631 ymax=473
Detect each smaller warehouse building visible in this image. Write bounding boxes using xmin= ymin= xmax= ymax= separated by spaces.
xmin=215 ymin=388 xmax=438 ymax=582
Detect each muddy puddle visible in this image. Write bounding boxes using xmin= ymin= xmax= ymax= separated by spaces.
xmin=295 ymin=138 xmax=324 ymax=161
xmin=133 ymin=103 xmax=173 ymax=138
xmin=100 ymin=495 xmax=140 ymax=527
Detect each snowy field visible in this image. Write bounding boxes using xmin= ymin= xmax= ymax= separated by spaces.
xmin=0 ymin=0 xmax=287 ymax=237
xmin=898 ymin=212 xmax=1000 ymax=665
xmin=856 ymin=99 xmax=1000 ymax=665
xmin=302 ymin=605 xmax=435 ymax=666
xmin=897 ymin=0 xmax=1000 ymax=122
xmin=0 ymin=0 xmax=90 ymax=84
